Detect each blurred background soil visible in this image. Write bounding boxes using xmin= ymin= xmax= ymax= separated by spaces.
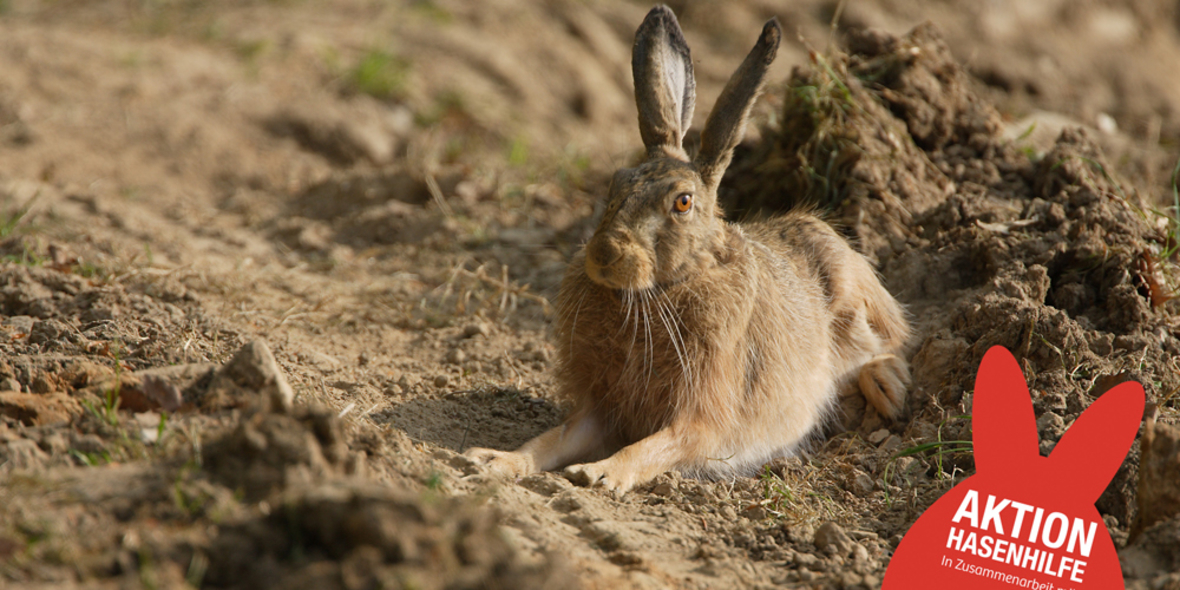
xmin=0 ymin=1 xmax=1178 ymax=588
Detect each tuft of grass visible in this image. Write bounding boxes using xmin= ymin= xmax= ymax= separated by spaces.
xmin=81 ymin=342 xmax=125 ymax=427
xmin=348 ymin=49 xmax=410 ymax=101
xmin=1162 ymin=157 xmax=1180 ymax=261
xmin=750 ymin=456 xmax=859 ymax=525
xmin=80 ymin=386 xmax=121 ymax=428
xmin=0 ymin=192 xmax=39 ymax=238
xmin=755 ymin=50 xmax=868 ymax=216
xmin=883 ymin=414 xmax=972 ymax=506
xmin=410 ymin=0 xmax=453 ymax=24
xmin=507 ymin=137 xmax=530 ymax=168
xmin=69 ymin=449 xmax=113 ymax=467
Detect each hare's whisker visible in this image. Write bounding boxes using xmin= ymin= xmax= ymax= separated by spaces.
xmin=569 ymin=286 xmax=589 ymax=359
xmin=641 ymin=290 xmax=656 ymax=393
xmin=657 ymin=290 xmax=691 ymax=388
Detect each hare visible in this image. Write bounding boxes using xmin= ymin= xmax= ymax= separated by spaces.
xmin=465 ymin=5 xmax=911 ymax=494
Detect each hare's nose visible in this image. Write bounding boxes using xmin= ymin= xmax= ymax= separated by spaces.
xmin=587 ymin=235 xmax=623 ymax=269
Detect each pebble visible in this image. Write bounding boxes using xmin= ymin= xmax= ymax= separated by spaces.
xmin=217 ymin=340 xmax=296 ymax=413
xmin=651 ymin=481 xmax=677 ymax=498
xmin=742 ymin=505 xmax=768 ymax=520
xmin=867 ymin=428 xmax=891 ymax=444
xmin=462 ymin=323 xmax=489 ymax=338
xmin=878 ymin=434 xmax=903 ymax=453
xmin=852 ymin=542 xmax=870 ymax=564
xmin=814 ymin=521 xmax=853 ymax=556
xmin=445 ymin=349 xmax=466 ymax=364
xmin=851 ymin=471 xmax=875 ymax=496
xmin=433 ymin=374 xmax=449 ymax=388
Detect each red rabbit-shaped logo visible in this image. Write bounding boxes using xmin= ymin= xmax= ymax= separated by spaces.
xmin=883 ymin=346 xmax=1144 ymax=590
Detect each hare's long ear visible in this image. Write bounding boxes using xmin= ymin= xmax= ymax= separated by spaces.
xmin=972 ymin=346 xmax=1041 ymax=475
xmin=632 ymin=5 xmax=696 ymax=159
xmin=694 ymin=18 xmax=781 ymax=190
xmin=1047 ymin=381 xmax=1145 ymax=502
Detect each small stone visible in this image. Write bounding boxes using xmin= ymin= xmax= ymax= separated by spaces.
xmin=852 ymin=471 xmax=875 ymax=496
xmin=38 ymin=431 xmax=68 ymax=454
xmin=867 ymin=428 xmax=891 ymax=444
xmin=878 ymin=434 xmax=903 ymax=453
xmin=742 ymin=505 xmax=768 ymax=520
xmin=852 ymin=542 xmax=870 ymax=564
xmin=28 ymin=319 xmax=72 ymax=346
xmin=0 ymin=392 xmax=81 ymax=426
xmin=793 ymin=552 xmax=818 ymax=567
xmin=30 ymin=374 xmax=55 ymax=394
xmin=299 ymin=350 xmax=341 ymax=373
xmin=893 ymin=456 xmax=921 ymax=479
xmin=839 ymin=571 xmax=863 ymax=587
xmin=2 ymin=439 xmax=48 ymax=469
xmin=0 ymin=377 xmax=21 ymax=392
xmin=3 ymin=316 xmax=35 ymax=334
xmin=358 ymin=352 xmax=371 ymax=366
xmin=719 ymin=505 xmax=737 ymax=520
xmin=141 ymin=374 xmax=184 ymax=412
xmin=209 ymin=340 xmax=295 ymax=413
xmin=651 ymin=481 xmax=677 ymax=498
xmin=72 ymin=433 xmax=107 ymax=454
xmin=1036 ymin=411 xmax=1065 ymax=438
xmin=433 ymin=374 xmax=449 ymax=388
xmin=462 ymin=323 xmax=490 ymax=338
xmin=814 ymin=522 xmax=853 ymax=557
xmin=518 ymin=473 xmax=573 ymax=496
xmin=445 ymin=349 xmax=466 ymax=364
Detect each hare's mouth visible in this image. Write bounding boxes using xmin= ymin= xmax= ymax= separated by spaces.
xmin=585 ymin=261 xmax=655 ymax=291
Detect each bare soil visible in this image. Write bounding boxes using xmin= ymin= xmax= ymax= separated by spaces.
xmin=1 ymin=1 xmax=1179 ymax=589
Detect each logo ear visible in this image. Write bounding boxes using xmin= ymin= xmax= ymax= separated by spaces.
xmin=1047 ymin=380 xmax=1145 ymax=502
xmin=972 ymin=346 xmax=1041 ymax=475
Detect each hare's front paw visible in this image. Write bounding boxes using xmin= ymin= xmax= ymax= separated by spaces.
xmin=859 ymin=353 xmax=911 ymax=419
xmin=563 ymin=460 xmax=635 ymax=495
xmin=464 ymin=447 xmax=533 ymax=479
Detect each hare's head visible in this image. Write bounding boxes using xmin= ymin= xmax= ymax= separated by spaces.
xmin=583 ymin=5 xmax=781 ymax=290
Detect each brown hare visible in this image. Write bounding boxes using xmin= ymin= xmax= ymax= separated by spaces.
xmin=465 ymin=5 xmax=911 ymax=494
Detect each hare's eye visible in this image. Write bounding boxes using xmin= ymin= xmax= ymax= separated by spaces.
xmin=673 ymin=193 xmax=693 ymax=214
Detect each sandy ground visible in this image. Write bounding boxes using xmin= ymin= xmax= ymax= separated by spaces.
xmin=0 ymin=1 xmax=1179 ymax=588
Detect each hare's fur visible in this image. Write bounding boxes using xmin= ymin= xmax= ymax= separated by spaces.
xmin=465 ymin=5 xmax=910 ymax=493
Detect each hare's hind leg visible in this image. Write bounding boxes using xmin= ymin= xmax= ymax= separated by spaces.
xmin=859 ymin=353 xmax=911 ymax=419
xmin=830 ymin=303 xmax=911 ymax=421
xmin=465 ymin=412 xmax=603 ymax=479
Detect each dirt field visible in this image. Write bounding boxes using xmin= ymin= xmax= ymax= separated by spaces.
xmin=1 ymin=1 xmax=1179 ymax=588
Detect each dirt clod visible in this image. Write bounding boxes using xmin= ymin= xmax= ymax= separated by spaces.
xmin=1131 ymin=412 xmax=1180 ymax=540
xmin=815 ymin=522 xmax=854 ymax=557
xmin=203 ymin=340 xmax=295 ymax=413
